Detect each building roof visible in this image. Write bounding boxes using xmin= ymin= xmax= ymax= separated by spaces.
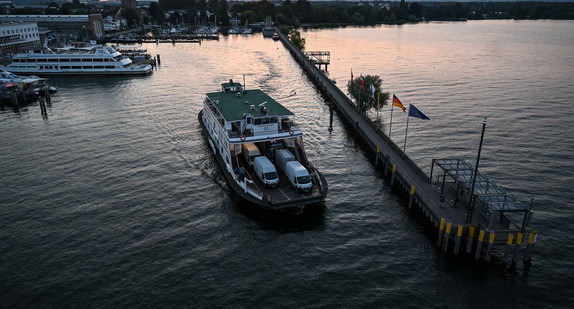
xmin=206 ymin=89 xmax=294 ymax=122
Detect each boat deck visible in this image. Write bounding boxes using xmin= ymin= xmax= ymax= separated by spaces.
xmin=235 ymin=155 xmax=323 ymax=205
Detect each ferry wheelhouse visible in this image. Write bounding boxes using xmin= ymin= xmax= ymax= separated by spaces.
xmin=199 ymin=80 xmax=328 ymax=214
xmin=3 ymin=46 xmax=152 ymax=76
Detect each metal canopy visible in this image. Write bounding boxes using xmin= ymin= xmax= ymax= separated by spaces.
xmin=433 ymin=158 xmax=528 ymax=212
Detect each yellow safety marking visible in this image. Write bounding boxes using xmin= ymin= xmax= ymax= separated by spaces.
xmin=457 ymin=226 xmax=463 ymax=237
xmin=410 ymin=185 xmax=415 ymax=195
xmin=507 ymin=234 xmax=514 ymax=245
xmin=445 ymin=222 xmax=452 ymax=234
xmin=469 ymin=226 xmax=475 ymax=237
xmin=439 ymin=219 xmax=446 ymax=231
xmin=489 ymin=232 xmax=495 ymax=244
xmin=377 ymin=145 xmax=380 ymax=153
xmin=392 ymin=164 xmax=396 ymax=172
xmin=478 ymin=230 xmax=485 ymax=242
xmin=516 ymin=233 xmax=523 ymax=245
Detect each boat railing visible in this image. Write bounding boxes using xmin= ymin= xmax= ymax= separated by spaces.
xmin=228 ymin=162 xmax=263 ymax=200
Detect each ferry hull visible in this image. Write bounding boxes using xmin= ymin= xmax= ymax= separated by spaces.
xmin=198 ymin=110 xmax=327 ymax=216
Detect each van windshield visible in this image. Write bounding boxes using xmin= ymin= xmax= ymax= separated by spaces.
xmin=297 ymin=176 xmax=311 ymax=184
xmin=265 ymin=172 xmax=278 ymax=180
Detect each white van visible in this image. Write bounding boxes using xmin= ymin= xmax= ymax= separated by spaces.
xmin=285 ymin=161 xmax=312 ymax=192
xmin=253 ymin=156 xmax=279 ymax=187
xmin=241 ymin=143 xmax=261 ymax=166
xmin=275 ymin=148 xmax=295 ymax=172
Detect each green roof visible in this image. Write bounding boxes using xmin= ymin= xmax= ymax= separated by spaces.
xmin=206 ymin=89 xmax=294 ymax=122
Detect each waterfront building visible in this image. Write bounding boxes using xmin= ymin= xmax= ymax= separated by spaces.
xmin=121 ymin=0 xmax=137 ymax=8
xmin=0 ymin=22 xmax=40 ymax=55
xmin=0 ymin=15 xmax=105 ymax=38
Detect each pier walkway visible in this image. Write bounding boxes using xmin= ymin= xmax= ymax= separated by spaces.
xmin=276 ymin=29 xmax=537 ymax=264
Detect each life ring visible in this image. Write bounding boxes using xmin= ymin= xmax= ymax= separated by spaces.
xmin=240 ymin=135 xmax=246 ymax=141
xmin=289 ymin=130 xmax=294 ymax=135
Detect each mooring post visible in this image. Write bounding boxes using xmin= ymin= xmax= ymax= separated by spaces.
xmin=485 ymin=232 xmax=495 ymax=262
xmin=466 ymin=225 xmax=475 ymax=253
xmin=328 ymin=104 xmax=333 ymax=132
xmin=43 ymin=86 xmax=51 ymax=105
xmin=454 ymin=225 xmax=463 ymax=256
xmin=38 ymin=96 xmax=47 ymax=117
xmin=11 ymin=91 xmax=18 ymax=107
xmin=443 ymin=222 xmax=452 ymax=252
xmin=156 ymin=54 xmax=161 ymax=65
xmin=390 ymin=164 xmax=396 ymax=186
xmin=512 ymin=232 xmax=523 ymax=265
xmin=504 ymin=233 xmax=514 ymax=264
xmin=437 ymin=218 xmax=446 ymax=247
xmin=408 ymin=185 xmax=415 ymax=210
xmin=474 ymin=229 xmax=485 ymax=262
xmin=523 ymin=230 xmax=538 ymax=265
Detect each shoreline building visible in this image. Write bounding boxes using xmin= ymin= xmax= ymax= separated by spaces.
xmin=121 ymin=0 xmax=137 ymax=9
xmin=0 ymin=15 xmax=105 ymax=38
xmin=0 ymin=22 xmax=40 ymax=54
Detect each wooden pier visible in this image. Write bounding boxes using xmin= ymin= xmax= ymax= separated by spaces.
xmin=276 ymin=29 xmax=538 ymax=267
xmin=304 ymin=51 xmax=330 ymax=70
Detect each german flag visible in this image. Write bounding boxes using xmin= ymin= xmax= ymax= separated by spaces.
xmin=393 ymin=95 xmax=406 ymax=112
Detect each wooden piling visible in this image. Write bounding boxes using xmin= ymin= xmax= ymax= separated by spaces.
xmin=474 ymin=229 xmax=485 ymax=262
xmin=408 ymin=185 xmax=415 ymax=210
xmin=485 ymin=232 xmax=495 ymax=262
xmin=466 ymin=225 xmax=475 ymax=253
xmin=512 ymin=232 xmax=523 ymax=265
xmin=454 ymin=225 xmax=463 ymax=255
xmin=390 ymin=164 xmax=396 ymax=187
xmin=504 ymin=233 xmax=514 ymax=264
xmin=443 ymin=222 xmax=452 ymax=252
xmin=437 ymin=218 xmax=446 ymax=247
xmin=156 ymin=54 xmax=161 ymax=65
xmin=523 ymin=230 xmax=538 ymax=265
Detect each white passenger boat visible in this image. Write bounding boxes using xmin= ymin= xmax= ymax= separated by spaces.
xmin=2 ymin=46 xmax=152 ymax=76
xmin=198 ymin=80 xmax=328 ymax=215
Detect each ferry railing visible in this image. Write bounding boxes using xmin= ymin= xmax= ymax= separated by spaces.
xmin=228 ymin=162 xmax=263 ymax=200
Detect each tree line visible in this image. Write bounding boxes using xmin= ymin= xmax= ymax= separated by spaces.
xmin=4 ymin=0 xmax=574 ymax=29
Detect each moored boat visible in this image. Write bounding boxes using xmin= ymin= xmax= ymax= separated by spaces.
xmin=199 ymin=80 xmax=328 ymax=215
xmin=2 ymin=46 xmax=152 ymax=76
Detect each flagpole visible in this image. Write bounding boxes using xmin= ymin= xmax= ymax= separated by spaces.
xmin=389 ymin=95 xmax=394 ymax=138
xmin=403 ymin=104 xmax=411 ymax=155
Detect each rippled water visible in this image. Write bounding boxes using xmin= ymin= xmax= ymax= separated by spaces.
xmin=1 ymin=20 xmax=573 ymax=307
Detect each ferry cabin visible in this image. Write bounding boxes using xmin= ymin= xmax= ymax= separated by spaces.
xmin=202 ymin=81 xmax=302 ymax=172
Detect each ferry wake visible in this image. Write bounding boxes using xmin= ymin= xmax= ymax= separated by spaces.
xmin=199 ymin=80 xmax=328 ymax=215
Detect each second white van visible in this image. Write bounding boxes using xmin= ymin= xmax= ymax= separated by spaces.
xmin=253 ymin=156 xmax=279 ymax=187
xmin=285 ymin=161 xmax=312 ymax=192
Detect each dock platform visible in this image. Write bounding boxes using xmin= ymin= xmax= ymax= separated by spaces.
xmin=276 ymin=29 xmax=538 ymax=266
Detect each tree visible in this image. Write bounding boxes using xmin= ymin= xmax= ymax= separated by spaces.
xmin=289 ymin=29 xmax=305 ymax=50
xmin=149 ymin=2 xmax=164 ymax=22
xmin=121 ymin=7 xmax=141 ymax=27
xmin=347 ymin=75 xmax=389 ymax=112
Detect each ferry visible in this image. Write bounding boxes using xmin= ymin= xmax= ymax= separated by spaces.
xmin=199 ymin=80 xmax=328 ymax=215
xmin=2 ymin=46 xmax=152 ymax=76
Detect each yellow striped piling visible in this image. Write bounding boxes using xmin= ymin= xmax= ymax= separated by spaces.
xmin=474 ymin=229 xmax=485 ymax=261
xmin=485 ymin=232 xmax=496 ymax=262
xmin=504 ymin=234 xmax=514 ymax=264
xmin=443 ymin=222 xmax=452 ymax=252
xmin=408 ymin=185 xmax=416 ymax=210
xmin=466 ymin=226 xmax=475 ymax=253
xmin=437 ymin=219 xmax=446 ymax=247
xmin=454 ymin=225 xmax=464 ymax=255
xmin=512 ymin=232 xmax=523 ymax=265
xmin=524 ymin=230 xmax=538 ymax=265
xmin=390 ymin=164 xmax=397 ymax=186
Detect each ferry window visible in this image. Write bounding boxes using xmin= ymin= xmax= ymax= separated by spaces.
xmin=246 ymin=117 xmax=253 ymax=124
xmin=82 ymin=59 xmax=92 ymax=62
xmin=262 ymin=118 xmax=270 ymax=124
xmin=254 ymin=119 xmax=262 ymax=125
xmin=105 ymin=65 xmax=114 ymax=69
xmin=61 ymin=66 xmax=70 ymax=69
xmin=37 ymin=59 xmax=47 ymax=62
xmin=72 ymin=66 xmax=81 ymax=69
xmin=271 ymin=117 xmax=278 ymax=123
